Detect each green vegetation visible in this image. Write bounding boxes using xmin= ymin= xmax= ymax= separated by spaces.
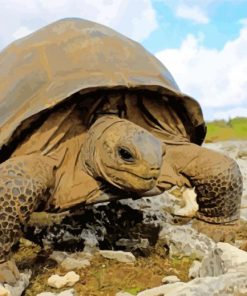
xmin=205 ymin=117 xmax=247 ymax=142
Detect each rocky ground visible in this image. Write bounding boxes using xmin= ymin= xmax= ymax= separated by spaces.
xmin=1 ymin=141 xmax=247 ymax=296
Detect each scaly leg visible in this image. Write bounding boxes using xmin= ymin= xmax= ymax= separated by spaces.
xmin=157 ymin=143 xmax=243 ymax=224
xmin=0 ymin=154 xmax=55 ymax=284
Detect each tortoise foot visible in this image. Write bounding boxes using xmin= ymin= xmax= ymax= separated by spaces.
xmin=0 ymin=260 xmax=20 ymax=285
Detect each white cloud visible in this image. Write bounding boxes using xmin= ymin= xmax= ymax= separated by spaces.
xmin=155 ymin=24 xmax=247 ymax=119
xmin=0 ymin=0 xmax=158 ymax=49
xmin=158 ymin=0 xmax=226 ymax=24
xmin=176 ymin=5 xmax=209 ymax=24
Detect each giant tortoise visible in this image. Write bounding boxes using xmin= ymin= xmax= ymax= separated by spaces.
xmin=0 ymin=18 xmax=243 ymax=283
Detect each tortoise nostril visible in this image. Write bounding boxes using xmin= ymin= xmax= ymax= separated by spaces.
xmin=150 ymin=167 xmax=160 ymax=171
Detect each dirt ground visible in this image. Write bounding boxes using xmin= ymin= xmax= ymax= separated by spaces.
xmin=14 ymin=242 xmax=193 ymax=296
xmin=13 ymin=216 xmax=247 ymax=296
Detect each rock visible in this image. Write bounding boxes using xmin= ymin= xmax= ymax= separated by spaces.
xmin=36 ymin=289 xmax=75 ymax=296
xmin=188 ymin=260 xmax=201 ymax=279
xmin=99 ymin=250 xmax=136 ymax=263
xmin=199 ymin=242 xmax=247 ymax=277
xmin=159 ymin=223 xmax=215 ymax=259
xmin=47 ymin=271 xmax=79 ymax=289
xmin=137 ymin=270 xmax=247 ymax=296
xmin=173 ymin=187 xmax=199 ymax=218
xmin=161 ymin=275 xmax=180 ymax=284
xmin=0 ymin=286 xmax=10 ymax=296
xmin=120 ymin=193 xmax=177 ymax=225
xmin=50 ymin=251 xmax=68 ymax=264
xmin=50 ymin=251 xmax=91 ymax=271
xmin=1 ymin=271 xmax=31 ymax=296
xmin=61 ymin=257 xmax=90 ymax=271
xmin=116 ymin=238 xmax=149 ymax=250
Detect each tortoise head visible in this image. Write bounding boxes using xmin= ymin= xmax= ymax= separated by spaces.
xmin=83 ymin=116 xmax=164 ymax=194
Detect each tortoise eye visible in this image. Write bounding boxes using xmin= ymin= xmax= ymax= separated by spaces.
xmin=118 ymin=147 xmax=134 ymax=162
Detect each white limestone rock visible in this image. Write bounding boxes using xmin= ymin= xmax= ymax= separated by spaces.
xmin=161 ymin=275 xmax=180 ymax=284
xmin=50 ymin=251 xmax=68 ymax=264
xmin=0 ymin=271 xmax=31 ymax=296
xmin=173 ymin=187 xmax=199 ymax=218
xmin=47 ymin=271 xmax=79 ymax=289
xmin=99 ymin=250 xmax=136 ymax=263
xmin=159 ymin=223 xmax=215 ymax=259
xmin=0 ymin=286 xmax=10 ymax=296
xmin=50 ymin=251 xmax=91 ymax=271
xmin=137 ymin=269 xmax=247 ymax=296
xmin=199 ymin=242 xmax=247 ymax=277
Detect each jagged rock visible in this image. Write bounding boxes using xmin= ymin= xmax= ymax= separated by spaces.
xmin=199 ymin=242 xmax=247 ymax=277
xmin=188 ymin=260 xmax=201 ymax=279
xmin=161 ymin=275 xmax=180 ymax=284
xmin=99 ymin=250 xmax=136 ymax=263
xmin=25 ymin=200 xmax=162 ymax=253
xmin=50 ymin=251 xmax=91 ymax=271
xmin=137 ymin=269 xmax=247 ymax=296
xmin=50 ymin=251 xmax=69 ymax=264
xmin=47 ymin=271 xmax=79 ymax=289
xmin=159 ymin=223 xmax=215 ymax=259
xmin=0 ymin=272 xmax=31 ymax=296
xmin=120 ymin=193 xmax=178 ymax=225
xmin=36 ymin=289 xmax=75 ymax=296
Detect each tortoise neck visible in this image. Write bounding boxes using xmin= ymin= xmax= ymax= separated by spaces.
xmin=81 ymin=115 xmax=123 ymax=179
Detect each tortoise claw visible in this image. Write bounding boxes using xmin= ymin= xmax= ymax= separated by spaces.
xmin=0 ymin=260 xmax=20 ymax=285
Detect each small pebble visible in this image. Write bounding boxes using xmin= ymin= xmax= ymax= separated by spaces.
xmin=47 ymin=271 xmax=79 ymax=289
xmin=99 ymin=250 xmax=136 ymax=263
xmin=162 ymin=275 xmax=180 ymax=284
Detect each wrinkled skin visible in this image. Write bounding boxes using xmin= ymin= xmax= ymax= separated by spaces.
xmin=0 ymin=115 xmax=163 ymax=284
xmin=82 ymin=116 xmax=163 ymax=193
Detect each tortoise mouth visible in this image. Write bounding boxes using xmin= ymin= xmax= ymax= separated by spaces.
xmin=105 ymin=165 xmax=159 ymax=181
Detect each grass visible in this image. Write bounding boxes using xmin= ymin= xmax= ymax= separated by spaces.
xmin=205 ymin=117 xmax=247 ymax=142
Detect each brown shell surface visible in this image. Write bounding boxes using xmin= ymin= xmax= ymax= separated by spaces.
xmin=0 ymin=18 xmax=206 ymax=149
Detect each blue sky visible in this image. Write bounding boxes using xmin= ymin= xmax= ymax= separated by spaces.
xmin=0 ymin=0 xmax=247 ymax=120
xmin=144 ymin=0 xmax=247 ymax=52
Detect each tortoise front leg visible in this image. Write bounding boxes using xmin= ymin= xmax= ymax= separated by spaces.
xmin=157 ymin=143 xmax=243 ymax=224
xmin=0 ymin=155 xmax=55 ymax=284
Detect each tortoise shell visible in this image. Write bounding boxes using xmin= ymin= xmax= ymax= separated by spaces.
xmin=0 ymin=18 xmax=206 ymax=154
